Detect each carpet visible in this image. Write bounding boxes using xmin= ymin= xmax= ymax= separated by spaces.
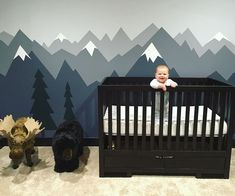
xmin=0 ymin=147 xmax=235 ymax=196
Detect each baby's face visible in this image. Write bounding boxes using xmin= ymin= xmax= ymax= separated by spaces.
xmin=155 ymin=67 xmax=169 ymax=83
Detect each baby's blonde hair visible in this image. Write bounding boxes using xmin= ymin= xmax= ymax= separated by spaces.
xmin=155 ymin=64 xmax=169 ymax=73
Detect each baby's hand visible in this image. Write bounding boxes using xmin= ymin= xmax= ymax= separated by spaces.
xmin=159 ymin=83 xmax=167 ymax=91
xmin=171 ymin=82 xmax=178 ymax=88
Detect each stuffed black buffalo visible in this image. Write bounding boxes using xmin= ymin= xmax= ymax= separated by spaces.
xmin=52 ymin=120 xmax=83 ymax=173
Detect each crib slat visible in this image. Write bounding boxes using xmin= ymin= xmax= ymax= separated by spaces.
xmin=184 ymin=92 xmax=190 ymax=150
xmin=193 ymin=92 xmax=200 ymax=150
xmin=176 ymin=92 xmax=182 ymax=150
xmin=150 ymin=91 xmax=155 ymax=150
xmin=142 ymin=91 xmax=147 ymax=150
xmin=201 ymin=91 xmax=208 ymax=150
xmin=133 ymin=92 xmax=138 ymax=150
xmin=116 ymin=91 xmax=121 ymax=149
xmin=218 ymin=91 xmax=226 ymax=150
xmin=159 ymin=92 xmax=164 ymax=150
xmin=125 ymin=91 xmax=130 ymax=149
xmin=210 ymin=91 xmax=218 ymax=150
xmin=108 ymin=92 xmax=113 ymax=150
xmin=167 ymin=91 xmax=174 ymax=150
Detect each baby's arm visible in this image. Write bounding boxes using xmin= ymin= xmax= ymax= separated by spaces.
xmin=170 ymin=81 xmax=178 ymax=88
xmin=167 ymin=79 xmax=178 ymax=88
xmin=150 ymin=79 xmax=160 ymax=89
xmin=150 ymin=79 xmax=167 ymax=91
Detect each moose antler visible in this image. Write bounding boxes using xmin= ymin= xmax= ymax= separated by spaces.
xmin=24 ymin=117 xmax=44 ymax=139
xmin=0 ymin=115 xmax=15 ymax=137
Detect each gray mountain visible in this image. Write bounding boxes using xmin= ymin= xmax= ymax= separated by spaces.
xmin=76 ymin=83 xmax=99 ymax=137
xmin=54 ymin=60 xmax=89 ymax=123
xmin=110 ymin=70 xmax=119 ymax=77
xmin=51 ymin=49 xmax=78 ymax=76
xmin=126 ymin=55 xmax=166 ymax=77
xmin=109 ymin=28 xmax=134 ymax=59
xmin=8 ymin=29 xmax=33 ymax=54
xmin=203 ymin=38 xmax=235 ymax=55
xmin=198 ymin=49 xmax=217 ymax=76
xmin=207 ymin=71 xmax=227 ymax=83
xmin=31 ymin=40 xmax=79 ymax=78
xmin=147 ymin=27 xmax=196 ymax=76
xmin=227 ymin=72 xmax=235 ymax=86
xmin=109 ymin=44 xmax=144 ymax=76
xmin=46 ymin=38 xmax=76 ymax=55
xmin=0 ymin=40 xmax=10 ymax=74
xmin=75 ymin=47 xmax=111 ymax=85
xmin=174 ymin=28 xmax=204 ymax=56
xmin=170 ymin=68 xmax=180 ymax=77
xmin=175 ymin=29 xmax=235 ymax=57
xmin=98 ymin=34 xmax=113 ymax=61
xmin=31 ymin=40 xmax=58 ymax=78
xmin=132 ymin=23 xmax=159 ymax=46
xmin=0 ymin=31 xmax=14 ymax=45
xmin=213 ymin=46 xmax=235 ymax=79
xmin=0 ymin=30 xmax=33 ymax=75
xmin=46 ymin=31 xmax=100 ymax=56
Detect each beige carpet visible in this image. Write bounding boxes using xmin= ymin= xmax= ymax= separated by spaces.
xmin=0 ymin=147 xmax=235 ymax=196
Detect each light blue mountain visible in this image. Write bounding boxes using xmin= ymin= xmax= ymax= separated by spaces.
xmin=0 ymin=31 xmax=13 ymax=45
xmin=46 ymin=31 xmax=100 ymax=56
xmin=203 ymin=38 xmax=235 ymax=56
xmin=132 ymin=23 xmax=159 ymax=46
xmin=174 ymin=28 xmax=204 ymax=56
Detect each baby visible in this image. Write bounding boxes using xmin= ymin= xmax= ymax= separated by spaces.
xmin=150 ymin=64 xmax=177 ymax=91
xmin=150 ymin=64 xmax=177 ymax=116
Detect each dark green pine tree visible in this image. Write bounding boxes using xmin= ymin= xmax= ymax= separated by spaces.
xmin=30 ymin=70 xmax=56 ymax=130
xmin=64 ymin=82 xmax=76 ymax=121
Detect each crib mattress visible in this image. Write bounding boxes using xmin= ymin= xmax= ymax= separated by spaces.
xmin=103 ymin=105 xmax=227 ymax=136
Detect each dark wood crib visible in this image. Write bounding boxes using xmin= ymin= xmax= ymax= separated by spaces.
xmin=98 ymin=77 xmax=235 ymax=178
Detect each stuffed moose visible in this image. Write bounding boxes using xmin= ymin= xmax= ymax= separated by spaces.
xmin=0 ymin=115 xmax=44 ymax=169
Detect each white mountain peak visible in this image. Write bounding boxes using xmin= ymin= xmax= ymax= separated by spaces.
xmin=142 ymin=43 xmax=162 ymax=62
xmin=56 ymin=33 xmax=67 ymax=42
xmin=212 ymin=32 xmax=229 ymax=41
xmin=83 ymin=41 xmax=97 ymax=56
xmin=14 ymin=45 xmax=30 ymax=60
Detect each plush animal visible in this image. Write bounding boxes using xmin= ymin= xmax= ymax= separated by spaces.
xmin=52 ymin=120 xmax=83 ymax=173
xmin=0 ymin=115 xmax=44 ymax=169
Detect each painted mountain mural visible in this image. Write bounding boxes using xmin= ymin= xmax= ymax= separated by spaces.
xmin=1 ymin=25 xmax=235 ymax=138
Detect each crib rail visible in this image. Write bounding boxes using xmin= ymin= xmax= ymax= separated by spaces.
xmin=98 ymin=78 xmax=235 ymax=152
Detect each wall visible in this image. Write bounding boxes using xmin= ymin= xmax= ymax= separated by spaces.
xmin=0 ymin=0 xmax=235 ymax=139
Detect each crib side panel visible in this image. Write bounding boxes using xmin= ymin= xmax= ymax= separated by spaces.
xmin=99 ymin=79 xmax=234 ymax=152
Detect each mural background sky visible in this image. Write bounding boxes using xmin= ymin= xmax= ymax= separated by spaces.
xmin=0 ymin=0 xmax=234 ymax=45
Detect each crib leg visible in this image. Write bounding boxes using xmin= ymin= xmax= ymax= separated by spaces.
xmin=195 ymin=173 xmax=226 ymax=179
xmin=103 ymin=172 xmax=132 ymax=177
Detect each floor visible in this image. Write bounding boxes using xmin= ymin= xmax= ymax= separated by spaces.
xmin=0 ymin=147 xmax=235 ymax=196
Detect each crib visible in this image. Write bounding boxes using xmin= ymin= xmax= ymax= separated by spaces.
xmin=98 ymin=77 xmax=235 ymax=178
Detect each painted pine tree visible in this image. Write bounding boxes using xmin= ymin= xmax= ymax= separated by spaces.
xmin=31 ymin=69 xmax=56 ymax=130
xmin=64 ymin=82 xmax=76 ymax=121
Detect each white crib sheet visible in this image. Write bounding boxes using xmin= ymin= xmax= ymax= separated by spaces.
xmin=103 ymin=105 xmax=227 ymax=136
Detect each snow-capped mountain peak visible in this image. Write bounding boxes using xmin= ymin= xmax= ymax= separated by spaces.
xmin=55 ymin=33 xmax=67 ymax=42
xmin=211 ymin=32 xmax=229 ymax=41
xmin=83 ymin=41 xmax=97 ymax=56
xmin=14 ymin=45 xmax=30 ymax=60
xmin=142 ymin=43 xmax=162 ymax=62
